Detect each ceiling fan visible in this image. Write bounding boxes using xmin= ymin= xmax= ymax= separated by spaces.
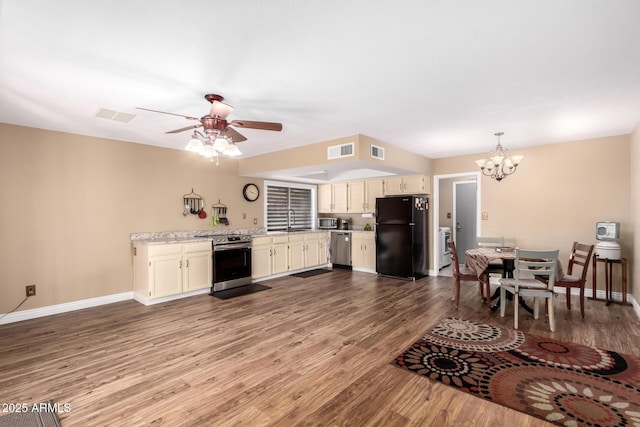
xmin=137 ymin=93 xmax=283 ymax=144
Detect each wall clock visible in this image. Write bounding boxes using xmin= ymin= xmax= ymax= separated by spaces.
xmin=242 ymin=183 xmax=260 ymax=202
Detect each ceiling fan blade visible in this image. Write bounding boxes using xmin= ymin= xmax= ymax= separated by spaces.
xmin=229 ymin=120 xmax=283 ymax=131
xmin=136 ymin=107 xmax=200 ymax=121
xmin=224 ymin=127 xmax=248 ymax=142
xmin=210 ymin=100 xmax=234 ymax=119
xmin=166 ymin=124 xmax=202 ymax=134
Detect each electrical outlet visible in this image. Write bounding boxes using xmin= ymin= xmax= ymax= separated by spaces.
xmin=482 ymin=212 xmax=489 ymax=220
xmin=26 ymin=284 xmax=36 ymax=297
xmin=253 ymin=218 xmax=258 ymax=225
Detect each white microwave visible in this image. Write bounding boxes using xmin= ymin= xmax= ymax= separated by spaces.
xmin=318 ymin=217 xmax=338 ymax=229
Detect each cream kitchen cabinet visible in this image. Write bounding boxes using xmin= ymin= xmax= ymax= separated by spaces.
xmin=288 ymin=234 xmax=306 ymax=271
xmin=347 ymin=179 xmax=383 ymax=213
xmin=252 ymin=235 xmax=289 ymax=279
xmin=383 ymin=175 xmax=430 ymax=195
xmin=134 ymin=241 xmax=212 ymax=301
xmin=182 ymin=243 xmax=213 ymax=292
xmin=364 ymin=179 xmax=383 ymax=212
xmin=351 ymin=232 xmax=376 ymax=271
xmin=289 ymin=232 xmax=329 ymax=270
xmin=303 ymin=232 xmax=330 ymax=267
xmin=318 ymin=182 xmax=348 ymax=213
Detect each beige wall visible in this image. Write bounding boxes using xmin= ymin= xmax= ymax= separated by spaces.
xmin=0 ymin=124 xmax=264 ymax=313
xmin=631 ymin=122 xmax=640 ymax=306
xmin=433 ymin=134 xmax=632 ymax=295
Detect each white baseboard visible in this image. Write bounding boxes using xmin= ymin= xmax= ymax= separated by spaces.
xmin=133 ymin=288 xmax=210 ymax=306
xmin=0 ymin=292 xmax=134 ymax=325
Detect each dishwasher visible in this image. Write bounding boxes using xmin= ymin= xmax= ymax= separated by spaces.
xmin=331 ymin=232 xmax=352 ymax=269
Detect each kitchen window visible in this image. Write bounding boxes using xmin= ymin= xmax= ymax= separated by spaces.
xmin=265 ymin=181 xmax=316 ymax=232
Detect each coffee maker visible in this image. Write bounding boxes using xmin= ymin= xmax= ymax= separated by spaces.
xmin=338 ymin=218 xmax=350 ymax=230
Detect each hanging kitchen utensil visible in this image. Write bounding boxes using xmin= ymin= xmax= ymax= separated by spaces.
xmin=183 ymin=188 xmax=204 ymax=216
xmin=198 ymin=208 xmax=207 ymax=219
xmin=212 ymin=199 xmax=227 ymax=226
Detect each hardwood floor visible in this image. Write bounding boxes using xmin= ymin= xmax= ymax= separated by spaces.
xmin=1 ymin=270 xmax=639 ymax=426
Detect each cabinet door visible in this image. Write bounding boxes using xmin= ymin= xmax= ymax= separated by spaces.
xmin=332 ymin=182 xmax=348 ymax=212
xmin=183 ymin=251 xmax=212 ymax=292
xmin=365 ymin=179 xmax=383 ymax=212
xmin=289 ymin=240 xmax=305 ymax=270
xmin=272 ymin=242 xmax=289 ymax=274
xmin=350 ymin=232 xmax=365 ymax=267
xmin=317 ymin=184 xmax=333 ymax=213
xmin=252 ymin=245 xmax=272 ymax=279
xmin=318 ymin=233 xmax=329 ymax=264
xmin=363 ymin=234 xmax=377 ymax=270
xmin=150 ymin=255 xmax=183 ymax=298
xmin=305 ymin=237 xmax=320 ymax=267
xmin=403 ymin=175 xmax=426 ymax=194
xmin=383 ymin=176 xmax=405 ymax=195
xmin=347 ymin=181 xmax=365 ymax=213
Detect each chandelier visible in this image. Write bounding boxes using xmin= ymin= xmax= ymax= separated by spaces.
xmin=475 ymin=132 xmax=523 ymax=182
xmin=184 ymin=130 xmax=241 ymax=165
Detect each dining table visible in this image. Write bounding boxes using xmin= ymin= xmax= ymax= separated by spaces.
xmin=465 ymin=247 xmax=566 ymax=313
xmin=465 ymin=247 xmax=528 ymax=312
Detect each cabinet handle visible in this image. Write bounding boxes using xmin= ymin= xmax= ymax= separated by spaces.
xmin=186 ymin=259 xmax=189 ymax=268
xmin=179 ymin=260 xmax=182 ymax=269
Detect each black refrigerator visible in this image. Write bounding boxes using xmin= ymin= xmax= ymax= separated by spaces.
xmin=375 ymin=195 xmax=429 ymax=280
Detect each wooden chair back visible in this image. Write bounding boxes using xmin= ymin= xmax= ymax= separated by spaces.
xmin=566 ymin=241 xmax=594 ymax=281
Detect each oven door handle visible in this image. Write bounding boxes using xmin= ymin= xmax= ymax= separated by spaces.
xmin=213 ymin=243 xmax=252 ymax=252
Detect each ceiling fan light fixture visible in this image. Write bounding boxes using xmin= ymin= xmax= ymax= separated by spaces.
xmin=212 ymin=135 xmax=230 ymax=152
xmin=199 ymin=144 xmax=217 ymax=158
xmin=185 ymin=136 xmax=204 ymax=152
xmin=223 ymin=143 xmax=242 ymax=157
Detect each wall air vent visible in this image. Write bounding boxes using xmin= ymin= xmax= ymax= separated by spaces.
xmin=370 ymin=144 xmax=385 ymax=160
xmin=327 ymin=142 xmax=355 ymax=160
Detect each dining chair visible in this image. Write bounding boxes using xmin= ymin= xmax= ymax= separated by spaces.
xmin=499 ymin=248 xmax=559 ymax=331
xmin=538 ymin=242 xmax=594 ymax=318
xmin=448 ymin=240 xmax=489 ymax=308
xmin=477 ymin=236 xmax=506 ymax=277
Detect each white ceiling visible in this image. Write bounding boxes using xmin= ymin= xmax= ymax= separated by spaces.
xmin=2 ymin=1 xmax=640 ymax=167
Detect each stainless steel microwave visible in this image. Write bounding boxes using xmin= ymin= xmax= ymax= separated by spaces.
xmin=318 ymin=217 xmax=338 ymax=229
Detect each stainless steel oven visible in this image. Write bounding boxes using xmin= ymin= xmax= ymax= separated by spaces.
xmin=211 ymin=235 xmax=252 ymax=292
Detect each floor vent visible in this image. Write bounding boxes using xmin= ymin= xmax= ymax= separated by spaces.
xmin=371 ymin=144 xmax=385 ymax=160
xmin=327 ymin=142 xmax=355 ymax=160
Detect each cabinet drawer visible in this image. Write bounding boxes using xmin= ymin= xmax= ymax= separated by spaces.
xmin=148 ymin=244 xmax=182 ymax=256
xmin=252 ymin=236 xmax=272 ymax=246
xmin=288 ymin=233 xmax=305 ymax=242
xmin=183 ymin=241 xmax=213 ymax=253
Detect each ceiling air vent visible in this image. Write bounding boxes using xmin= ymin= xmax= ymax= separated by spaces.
xmin=371 ymin=144 xmax=385 ymax=160
xmin=327 ymin=142 xmax=354 ymax=160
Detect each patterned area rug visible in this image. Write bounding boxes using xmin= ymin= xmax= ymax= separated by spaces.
xmin=393 ymin=317 xmax=640 ymax=426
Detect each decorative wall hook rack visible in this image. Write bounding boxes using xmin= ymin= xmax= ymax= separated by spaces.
xmin=183 ymin=188 xmax=204 ymax=216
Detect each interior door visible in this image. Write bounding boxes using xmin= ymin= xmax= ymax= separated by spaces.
xmin=453 ymin=181 xmax=477 ymax=260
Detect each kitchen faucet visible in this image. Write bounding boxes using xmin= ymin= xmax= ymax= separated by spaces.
xmin=287 ymin=209 xmax=295 ymax=228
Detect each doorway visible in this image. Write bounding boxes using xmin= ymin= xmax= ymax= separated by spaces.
xmin=432 ymin=172 xmax=481 ymax=275
xmin=453 ymin=180 xmax=477 ymax=259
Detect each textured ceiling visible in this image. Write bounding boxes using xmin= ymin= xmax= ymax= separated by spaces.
xmin=1 ymin=0 xmax=640 ymax=163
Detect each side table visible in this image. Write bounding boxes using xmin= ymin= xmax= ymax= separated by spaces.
xmin=590 ymin=257 xmax=631 ymax=306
